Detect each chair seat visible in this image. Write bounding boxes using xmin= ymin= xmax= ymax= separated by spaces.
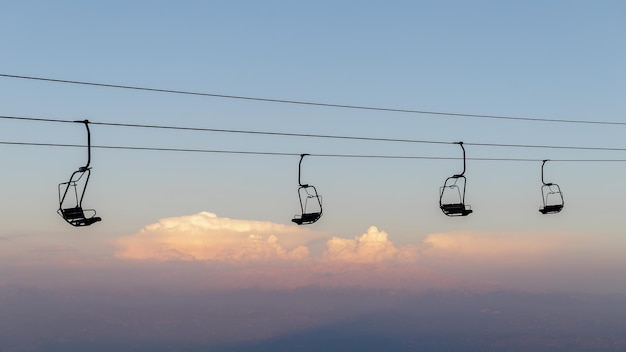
xmin=292 ymin=212 xmax=321 ymax=225
xmin=60 ymin=207 xmax=102 ymax=226
xmin=71 ymin=216 xmax=102 ymax=227
xmin=441 ymin=203 xmax=473 ymax=216
xmin=539 ymin=204 xmax=563 ymax=214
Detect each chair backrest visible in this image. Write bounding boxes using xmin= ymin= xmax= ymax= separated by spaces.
xmin=62 ymin=207 xmax=86 ymax=220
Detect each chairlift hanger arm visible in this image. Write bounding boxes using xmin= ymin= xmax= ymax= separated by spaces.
xmin=298 ymin=153 xmax=310 ymax=187
xmin=454 ymin=142 xmax=466 ymax=177
xmin=74 ymin=119 xmax=91 ymax=171
xmin=541 ymin=159 xmax=552 ymax=186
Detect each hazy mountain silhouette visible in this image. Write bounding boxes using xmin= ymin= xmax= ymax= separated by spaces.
xmin=2 ymin=287 xmax=625 ymax=351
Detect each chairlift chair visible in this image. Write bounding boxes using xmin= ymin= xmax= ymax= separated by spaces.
xmin=439 ymin=142 xmax=473 ymax=216
xmin=539 ymin=160 xmax=564 ymax=214
xmin=292 ymin=154 xmax=322 ymax=225
xmin=58 ymin=120 xmax=102 ymax=227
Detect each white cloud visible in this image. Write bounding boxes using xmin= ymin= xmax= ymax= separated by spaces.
xmin=115 ymin=212 xmax=321 ymax=262
xmin=323 ymin=226 xmax=419 ymax=263
xmin=112 ymin=214 xmax=620 ymax=292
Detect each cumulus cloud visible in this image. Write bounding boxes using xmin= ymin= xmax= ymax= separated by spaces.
xmin=116 ymin=212 xmax=425 ymax=265
xmin=110 ymin=216 xmax=468 ymax=290
xmin=324 ymin=226 xmax=419 ymax=263
xmin=115 ymin=212 xmax=322 ymax=262
xmin=111 ymin=212 xmax=618 ymax=292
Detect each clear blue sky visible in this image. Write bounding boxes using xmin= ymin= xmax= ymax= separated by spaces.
xmin=2 ymin=0 xmax=624 ymax=239
xmin=0 ymin=0 xmax=624 ymax=269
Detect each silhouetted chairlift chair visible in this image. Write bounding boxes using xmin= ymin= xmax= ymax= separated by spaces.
xmin=539 ymin=159 xmax=564 ymax=214
xmin=439 ymin=142 xmax=473 ymax=217
xmin=58 ymin=120 xmax=102 ymax=227
xmin=292 ymin=154 xmax=323 ymax=225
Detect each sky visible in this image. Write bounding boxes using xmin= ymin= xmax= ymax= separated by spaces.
xmin=1 ymin=1 xmax=626 ymax=351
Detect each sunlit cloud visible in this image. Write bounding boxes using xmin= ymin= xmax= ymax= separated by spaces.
xmin=323 ymin=226 xmax=419 ymax=263
xmin=106 ymin=213 xmax=626 ymax=292
xmin=109 ymin=215 xmax=468 ymax=290
xmin=116 ymin=212 xmax=586 ymax=267
xmin=115 ymin=212 xmax=322 ymax=262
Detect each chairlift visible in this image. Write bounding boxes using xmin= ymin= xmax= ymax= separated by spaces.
xmin=439 ymin=142 xmax=473 ymax=216
xmin=292 ymin=154 xmax=322 ymax=225
xmin=58 ymin=120 xmax=102 ymax=227
xmin=539 ymin=160 xmax=564 ymax=214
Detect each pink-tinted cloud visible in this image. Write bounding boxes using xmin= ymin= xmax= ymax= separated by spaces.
xmin=108 ymin=213 xmax=467 ymax=290
xmin=115 ymin=212 xmax=322 ymax=262
xmin=421 ymin=230 xmax=590 ymax=265
xmin=116 ymin=215 xmax=421 ymax=265
xmin=414 ymin=230 xmax=626 ymax=292
xmin=105 ymin=212 xmax=626 ymax=292
xmin=324 ymin=226 xmax=419 ymax=263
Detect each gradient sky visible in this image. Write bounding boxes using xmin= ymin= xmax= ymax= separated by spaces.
xmin=1 ymin=1 xmax=626 ymax=350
